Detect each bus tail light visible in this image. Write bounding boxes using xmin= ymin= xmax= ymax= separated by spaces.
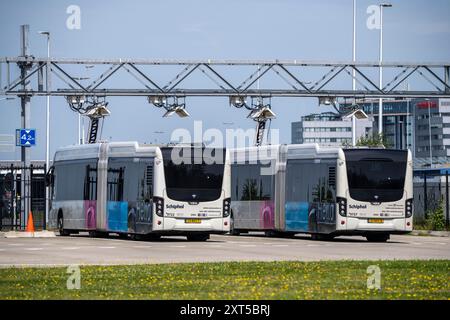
xmin=223 ymin=198 xmax=231 ymax=217
xmin=154 ymin=197 xmax=164 ymax=217
xmin=337 ymin=197 xmax=347 ymax=217
xmin=405 ymin=199 xmax=413 ymax=218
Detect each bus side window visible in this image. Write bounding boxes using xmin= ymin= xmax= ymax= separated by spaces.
xmin=107 ymin=167 xmax=124 ymax=202
xmin=83 ymin=164 xmax=98 ymax=201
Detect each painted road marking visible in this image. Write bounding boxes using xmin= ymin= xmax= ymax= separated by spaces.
xmin=7 ymin=243 xmax=24 ymax=246
xmin=170 ymin=245 xmax=186 ymax=248
xmin=131 ymin=246 xmax=153 ymax=248
xmin=38 ymin=243 xmax=54 ymax=246
xmin=227 ymin=241 xmax=251 ymax=244
xmin=97 ymin=246 xmax=116 ymax=249
xmin=61 ymin=247 xmax=81 ymax=250
xmin=24 ymin=248 xmax=43 ymax=251
xmin=272 ymin=244 xmax=289 ymax=247
xmin=239 ymin=244 xmax=257 ymax=247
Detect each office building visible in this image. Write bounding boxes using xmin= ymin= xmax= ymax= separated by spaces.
xmin=340 ymin=99 xmax=413 ymax=150
xmin=413 ymin=98 xmax=450 ymax=167
xmin=291 ymin=112 xmax=373 ymax=147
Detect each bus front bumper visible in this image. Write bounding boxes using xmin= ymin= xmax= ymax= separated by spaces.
xmin=159 ymin=217 xmax=230 ymax=233
xmin=343 ymin=216 xmax=413 ymax=233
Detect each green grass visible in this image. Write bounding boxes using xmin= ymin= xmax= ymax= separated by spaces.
xmin=0 ymin=260 xmax=449 ymax=300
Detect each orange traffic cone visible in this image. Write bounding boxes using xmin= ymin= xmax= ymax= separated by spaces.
xmin=26 ymin=211 xmax=35 ymax=233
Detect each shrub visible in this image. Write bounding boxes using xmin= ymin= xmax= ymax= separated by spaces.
xmin=426 ymin=201 xmax=446 ymax=231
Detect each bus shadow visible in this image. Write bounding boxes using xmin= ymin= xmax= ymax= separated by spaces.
xmin=67 ymin=232 xmax=407 ymax=244
xmin=69 ymin=233 xmax=226 ymax=243
xmin=226 ymin=232 xmax=406 ymax=244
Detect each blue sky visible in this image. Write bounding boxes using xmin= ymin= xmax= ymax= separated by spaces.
xmin=1 ymin=0 xmax=450 ymax=160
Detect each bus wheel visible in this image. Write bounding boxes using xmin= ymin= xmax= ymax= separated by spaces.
xmin=130 ymin=234 xmax=143 ymax=241
xmin=230 ymin=229 xmax=240 ymax=236
xmin=265 ymin=230 xmax=286 ymax=237
xmin=89 ymin=231 xmax=108 ymax=238
xmin=187 ymin=234 xmax=210 ymax=241
xmin=145 ymin=234 xmax=161 ymax=241
xmin=229 ymin=220 xmax=240 ymax=236
xmin=229 ymin=214 xmax=240 ymax=235
xmin=57 ymin=213 xmax=70 ymax=236
xmin=265 ymin=230 xmax=277 ymax=237
xmin=118 ymin=233 xmax=128 ymax=240
xmin=366 ymin=234 xmax=390 ymax=242
xmin=311 ymin=234 xmax=334 ymax=241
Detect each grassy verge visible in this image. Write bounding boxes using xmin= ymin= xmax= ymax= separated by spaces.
xmin=0 ymin=260 xmax=448 ymax=300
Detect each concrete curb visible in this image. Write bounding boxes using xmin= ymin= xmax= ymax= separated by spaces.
xmin=411 ymin=230 xmax=450 ymax=237
xmin=3 ymin=230 xmax=56 ymax=238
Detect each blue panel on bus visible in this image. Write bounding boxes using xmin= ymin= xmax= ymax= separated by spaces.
xmin=107 ymin=201 xmax=128 ymax=232
xmin=285 ymin=202 xmax=309 ymax=232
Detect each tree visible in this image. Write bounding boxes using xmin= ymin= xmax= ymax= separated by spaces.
xmin=343 ymin=133 xmax=391 ymax=148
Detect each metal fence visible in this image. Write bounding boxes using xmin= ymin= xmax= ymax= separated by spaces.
xmin=0 ymin=164 xmax=46 ymax=231
xmin=413 ymin=169 xmax=450 ymax=227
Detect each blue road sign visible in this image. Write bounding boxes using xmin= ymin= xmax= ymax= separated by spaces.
xmin=16 ymin=129 xmax=36 ymax=147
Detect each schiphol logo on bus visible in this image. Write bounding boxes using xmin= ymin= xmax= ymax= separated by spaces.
xmin=166 ymin=204 xmax=185 ymax=210
xmin=349 ymin=204 xmax=368 ymax=210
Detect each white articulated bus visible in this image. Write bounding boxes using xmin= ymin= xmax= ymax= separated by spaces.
xmin=47 ymin=142 xmax=230 ymax=241
xmin=230 ymin=144 xmax=413 ymax=242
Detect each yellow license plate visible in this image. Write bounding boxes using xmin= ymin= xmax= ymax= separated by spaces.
xmin=185 ymin=219 xmax=201 ymax=224
xmin=368 ymin=219 xmax=384 ymax=224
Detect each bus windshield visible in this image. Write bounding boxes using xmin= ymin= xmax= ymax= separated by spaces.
xmin=162 ymin=147 xmax=225 ymax=202
xmin=344 ymin=149 xmax=407 ymax=202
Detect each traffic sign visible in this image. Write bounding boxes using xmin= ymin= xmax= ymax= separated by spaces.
xmin=16 ymin=129 xmax=36 ymax=147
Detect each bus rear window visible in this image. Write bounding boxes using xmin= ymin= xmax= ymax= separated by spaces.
xmin=344 ymin=149 xmax=407 ymax=202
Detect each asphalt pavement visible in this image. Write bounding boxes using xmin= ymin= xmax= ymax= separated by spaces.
xmin=0 ymin=233 xmax=449 ymax=267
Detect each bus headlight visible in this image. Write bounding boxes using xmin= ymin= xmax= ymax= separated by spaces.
xmin=405 ymin=199 xmax=413 ymax=218
xmin=336 ymin=197 xmax=347 ymax=217
xmin=153 ymin=197 xmax=164 ymax=217
xmin=223 ymin=198 xmax=231 ymax=217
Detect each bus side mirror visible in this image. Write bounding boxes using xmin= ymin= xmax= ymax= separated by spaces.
xmin=45 ymin=166 xmax=54 ymax=187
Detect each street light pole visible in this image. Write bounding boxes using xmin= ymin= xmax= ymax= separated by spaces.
xmin=352 ymin=0 xmax=356 ymax=92
xmin=378 ymin=3 xmax=392 ymax=137
xmin=39 ymin=31 xmax=50 ymax=228
xmin=351 ymin=0 xmax=357 ymax=146
xmin=427 ymin=99 xmax=433 ymax=167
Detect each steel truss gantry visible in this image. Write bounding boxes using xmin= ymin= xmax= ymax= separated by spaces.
xmin=1 ymin=57 xmax=450 ymax=99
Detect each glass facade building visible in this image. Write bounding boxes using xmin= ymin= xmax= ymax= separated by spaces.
xmin=339 ymin=99 xmax=413 ymax=150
